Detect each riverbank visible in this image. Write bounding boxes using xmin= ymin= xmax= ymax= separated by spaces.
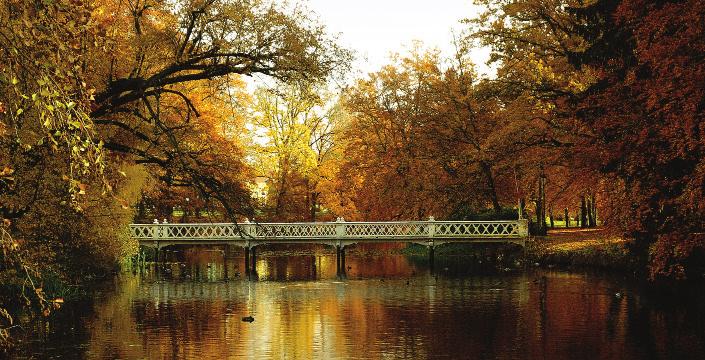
xmin=526 ymin=228 xmax=636 ymax=272
xmin=393 ymin=227 xmax=635 ymax=273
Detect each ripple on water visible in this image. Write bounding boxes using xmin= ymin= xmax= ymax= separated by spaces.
xmin=13 ymin=254 xmax=705 ymax=359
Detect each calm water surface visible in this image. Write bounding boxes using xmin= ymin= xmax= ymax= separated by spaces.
xmin=17 ymin=248 xmax=705 ymax=359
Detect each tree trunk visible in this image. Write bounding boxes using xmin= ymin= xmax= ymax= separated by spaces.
xmin=480 ymin=162 xmax=501 ymax=214
xmin=585 ymin=195 xmax=589 ymax=227
xmin=534 ymin=199 xmax=540 ymax=233
xmin=541 ymin=175 xmax=547 ymax=233
xmin=541 ymin=174 xmax=547 ymax=234
xmin=536 ymin=173 xmax=547 ymax=236
xmin=275 ymin=174 xmax=287 ymax=219
xmin=136 ymin=196 xmax=146 ymax=221
xmin=580 ymin=196 xmax=587 ymax=228
xmin=549 ymin=206 xmax=554 ymax=229
xmin=564 ymin=208 xmax=570 ymax=228
xmin=589 ymin=192 xmax=597 ymax=227
xmin=519 ymin=198 xmax=526 ymax=219
xmin=310 ymin=192 xmax=318 ymax=222
xmin=586 ymin=194 xmax=594 ymax=227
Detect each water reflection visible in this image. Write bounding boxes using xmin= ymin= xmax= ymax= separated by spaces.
xmin=17 ymin=249 xmax=705 ymax=359
xmin=155 ymin=247 xmax=430 ymax=282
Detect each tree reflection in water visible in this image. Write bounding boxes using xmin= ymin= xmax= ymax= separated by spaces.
xmin=18 ymin=249 xmax=705 ymax=359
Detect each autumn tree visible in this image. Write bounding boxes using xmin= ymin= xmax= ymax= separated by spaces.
xmin=471 ymin=0 xmax=607 ymax=224
xmin=578 ymin=0 xmax=705 ymax=279
xmin=1 ymin=0 xmax=350 ymax=347
xmin=88 ymin=0 xmax=350 ymax=218
xmin=337 ymin=51 xmax=448 ymax=220
xmin=470 ymin=0 xmax=705 ymax=278
xmin=337 ymin=48 xmax=540 ymax=220
xmin=248 ymin=84 xmax=343 ymax=221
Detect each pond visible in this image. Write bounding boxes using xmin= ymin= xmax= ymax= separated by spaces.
xmin=14 ymin=247 xmax=705 ymax=359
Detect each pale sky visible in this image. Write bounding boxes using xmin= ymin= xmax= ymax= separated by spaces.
xmin=306 ymin=0 xmax=492 ymax=78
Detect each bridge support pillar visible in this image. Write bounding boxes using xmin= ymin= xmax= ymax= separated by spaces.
xmin=244 ymin=246 xmax=251 ymax=274
xmin=223 ymin=245 xmax=229 ymax=280
xmin=155 ymin=245 xmax=165 ymax=274
xmin=335 ymin=245 xmax=340 ymax=275
xmin=336 ymin=245 xmax=346 ymax=277
xmin=251 ymin=246 xmax=257 ymax=272
xmin=244 ymin=245 xmax=258 ymax=279
xmin=340 ymin=246 xmax=346 ymax=276
xmin=428 ymin=245 xmax=435 ymax=271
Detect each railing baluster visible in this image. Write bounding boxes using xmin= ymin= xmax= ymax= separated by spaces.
xmin=129 ymin=219 xmax=529 ymax=244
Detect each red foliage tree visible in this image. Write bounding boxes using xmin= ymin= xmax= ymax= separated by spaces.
xmin=577 ymin=0 xmax=705 ymax=278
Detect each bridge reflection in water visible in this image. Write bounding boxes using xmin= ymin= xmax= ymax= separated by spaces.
xmin=27 ymin=252 xmax=704 ymax=360
xmin=130 ymin=218 xmax=529 ymax=275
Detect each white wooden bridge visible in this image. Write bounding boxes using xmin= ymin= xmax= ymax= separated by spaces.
xmin=130 ymin=218 xmax=529 ymax=249
xmin=130 ymin=218 xmax=528 ymax=274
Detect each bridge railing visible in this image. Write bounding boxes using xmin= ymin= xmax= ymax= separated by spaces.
xmin=129 ymin=219 xmax=529 ymax=241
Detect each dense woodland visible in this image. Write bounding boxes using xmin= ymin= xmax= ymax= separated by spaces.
xmin=1 ymin=0 xmax=704 ymax=348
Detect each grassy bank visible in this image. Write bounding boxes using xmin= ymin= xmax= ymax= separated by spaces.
xmin=526 ymin=228 xmax=637 ymax=272
xmin=394 ymin=228 xmax=636 ymax=273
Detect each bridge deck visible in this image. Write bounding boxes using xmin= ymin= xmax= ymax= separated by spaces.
xmin=130 ymin=219 xmax=529 ymax=248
